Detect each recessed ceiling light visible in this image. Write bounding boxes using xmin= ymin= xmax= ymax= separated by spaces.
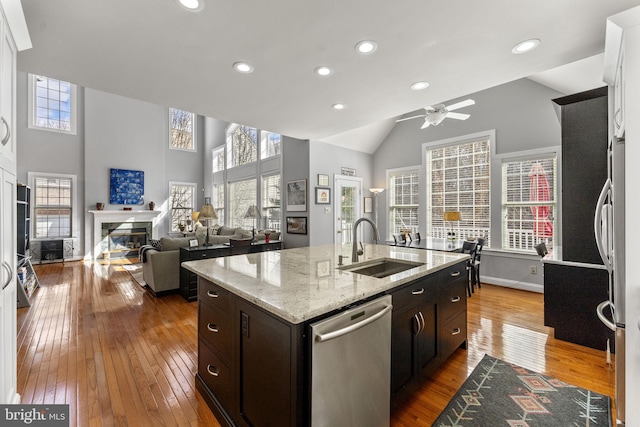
xmin=315 ymin=66 xmax=333 ymax=77
xmin=512 ymin=39 xmax=540 ymax=54
xmin=332 ymin=103 xmax=345 ymax=110
xmin=410 ymin=81 xmax=430 ymax=91
xmin=233 ymin=62 xmax=254 ymax=73
xmin=355 ymin=40 xmax=377 ymax=54
xmin=175 ymin=0 xmax=204 ymax=12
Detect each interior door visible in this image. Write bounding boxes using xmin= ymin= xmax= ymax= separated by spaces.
xmin=334 ymin=176 xmax=362 ymax=244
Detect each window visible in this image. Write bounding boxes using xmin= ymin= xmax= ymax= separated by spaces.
xmin=262 ymin=174 xmax=281 ymax=231
xmin=425 ymin=137 xmax=491 ymax=243
xmin=388 ymin=168 xmax=419 ymax=238
xmin=212 ymin=183 xmax=225 ymax=221
xmin=228 ymin=179 xmax=257 ymax=228
xmin=170 ymin=182 xmax=196 ymax=232
xmin=169 ymin=108 xmax=196 ymax=151
xmin=32 ymin=174 xmax=74 ymax=238
xmin=212 ymin=146 xmax=225 ymax=173
xmin=28 ymin=74 xmax=77 ymax=135
xmin=260 ymin=131 xmax=282 ymax=160
xmin=502 ymin=157 xmax=557 ymax=252
xmin=227 ymin=124 xmax=257 ymax=168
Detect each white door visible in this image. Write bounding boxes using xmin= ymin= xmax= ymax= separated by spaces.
xmin=334 ymin=176 xmax=362 ymax=244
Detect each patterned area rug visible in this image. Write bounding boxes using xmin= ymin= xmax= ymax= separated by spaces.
xmin=432 ymin=354 xmax=611 ymax=427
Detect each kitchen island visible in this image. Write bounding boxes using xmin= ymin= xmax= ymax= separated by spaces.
xmin=183 ymin=243 xmax=469 ymax=427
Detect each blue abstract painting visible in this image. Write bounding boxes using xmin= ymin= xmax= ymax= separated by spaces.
xmin=110 ymin=168 xmax=144 ymax=205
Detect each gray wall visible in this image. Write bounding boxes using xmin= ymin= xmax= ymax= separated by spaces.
xmin=373 ymin=78 xmax=565 ymax=291
xmin=282 ymin=136 xmax=310 ymax=248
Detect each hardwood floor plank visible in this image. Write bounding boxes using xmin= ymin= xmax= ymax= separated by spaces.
xmin=17 ymin=262 xmax=613 ymax=426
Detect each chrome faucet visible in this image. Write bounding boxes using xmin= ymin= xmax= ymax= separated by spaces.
xmin=352 ymin=217 xmax=380 ymax=262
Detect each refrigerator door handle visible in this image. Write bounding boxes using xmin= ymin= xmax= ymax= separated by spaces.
xmin=594 ymin=178 xmax=613 ymax=273
xmin=596 ymin=300 xmax=616 ymax=332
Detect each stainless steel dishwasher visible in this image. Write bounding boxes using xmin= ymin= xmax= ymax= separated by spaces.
xmin=310 ymin=294 xmax=392 ymax=427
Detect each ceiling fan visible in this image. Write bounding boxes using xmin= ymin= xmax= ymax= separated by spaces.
xmin=396 ymin=99 xmax=475 ymax=129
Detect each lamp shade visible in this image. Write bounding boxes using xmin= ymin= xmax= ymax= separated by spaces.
xmin=369 ymin=188 xmax=384 ymax=194
xmin=443 ymin=211 xmax=461 ymax=221
xmin=199 ymin=197 xmax=217 ymax=220
xmin=244 ymin=205 xmax=262 ymax=219
xmin=191 ymin=211 xmax=200 ymax=221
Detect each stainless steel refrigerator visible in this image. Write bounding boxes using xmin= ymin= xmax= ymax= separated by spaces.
xmin=595 ymin=135 xmax=625 ymax=424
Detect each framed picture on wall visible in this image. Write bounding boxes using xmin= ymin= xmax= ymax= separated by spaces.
xmin=286 ymin=216 xmax=307 ymax=234
xmin=286 ymin=179 xmax=307 ymax=211
xmin=315 ymin=187 xmax=331 ymax=204
xmin=317 ymin=174 xmax=329 ymax=186
xmin=364 ymin=197 xmax=373 ymax=213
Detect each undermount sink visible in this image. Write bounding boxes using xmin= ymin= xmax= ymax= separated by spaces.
xmin=338 ymin=258 xmax=425 ymax=279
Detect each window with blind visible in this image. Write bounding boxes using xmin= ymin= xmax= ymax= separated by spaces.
xmin=262 ymin=174 xmax=281 ymax=231
xmin=169 ymin=182 xmax=196 ymax=232
xmin=227 ymin=124 xmax=258 ymax=168
xmin=169 ymin=108 xmax=196 ymax=151
xmin=28 ymin=74 xmax=77 ymax=135
xmin=33 ymin=175 xmax=73 ymax=238
xmin=260 ymin=131 xmax=282 ymax=160
xmin=425 ymin=138 xmax=491 ymax=243
xmin=502 ymin=157 xmax=557 ymax=252
xmin=388 ymin=168 xmax=420 ymax=239
xmin=212 ymin=183 xmax=225 ymax=221
xmin=229 ymin=179 xmax=257 ymax=228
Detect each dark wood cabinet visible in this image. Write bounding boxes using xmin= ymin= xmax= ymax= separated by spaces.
xmin=553 ymin=87 xmax=608 ymax=265
xmin=180 ymin=241 xmax=282 ymax=301
xmin=17 ymin=184 xmax=29 ymax=256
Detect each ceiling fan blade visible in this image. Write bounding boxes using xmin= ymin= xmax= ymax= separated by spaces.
xmin=446 ymin=112 xmax=470 ymax=120
xmin=420 ymin=120 xmax=431 ymax=129
xmin=396 ymin=114 xmax=425 ymax=123
xmin=446 ymin=99 xmax=475 ymax=111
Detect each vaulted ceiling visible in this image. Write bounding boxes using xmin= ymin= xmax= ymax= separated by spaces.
xmin=17 ymin=1 xmax=640 ymax=153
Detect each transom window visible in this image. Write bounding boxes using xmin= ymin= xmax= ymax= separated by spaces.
xmin=28 ymin=74 xmax=77 ymax=135
xmin=169 ymin=108 xmax=196 ymax=151
xmin=169 ymin=182 xmax=196 ymax=232
xmin=260 ymin=131 xmax=282 ymax=160
xmin=388 ymin=168 xmax=419 ymax=238
xmin=33 ymin=175 xmax=73 ymax=238
xmin=425 ymin=137 xmax=491 ymax=243
xmin=227 ymin=124 xmax=257 ymax=168
xmin=502 ymin=157 xmax=557 ymax=252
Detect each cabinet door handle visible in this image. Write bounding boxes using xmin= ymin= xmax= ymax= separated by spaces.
xmin=207 ymin=323 xmax=219 ymax=333
xmin=450 ymin=296 xmax=461 ymax=303
xmin=451 ymin=328 xmax=461 ymax=336
xmin=418 ymin=311 xmax=425 ymax=334
xmin=411 ymin=288 xmax=424 ymax=295
xmin=207 ymin=290 xmax=219 ymax=298
xmin=413 ymin=314 xmax=421 ymax=335
xmin=206 ymin=364 xmax=219 ymax=377
xmin=450 ymin=271 xmax=461 ymax=277
xmin=2 ymin=261 xmax=12 ymax=290
xmin=1 ymin=117 xmax=9 ymax=147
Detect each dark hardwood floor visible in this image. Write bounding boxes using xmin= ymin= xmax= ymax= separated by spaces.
xmin=17 ymin=261 xmax=615 ymax=426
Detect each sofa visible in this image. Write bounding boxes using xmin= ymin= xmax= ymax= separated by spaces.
xmin=141 ymin=224 xmax=281 ymax=295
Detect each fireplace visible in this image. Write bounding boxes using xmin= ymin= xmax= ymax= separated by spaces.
xmin=90 ymin=210 xmax=161 ymax=260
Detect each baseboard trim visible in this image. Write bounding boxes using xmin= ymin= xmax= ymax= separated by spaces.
xmin=482 ymin=276 xmax=544 ymax=293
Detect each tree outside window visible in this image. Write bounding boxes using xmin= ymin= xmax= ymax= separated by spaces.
xmin=229 ymin=179 xmax=257 ymax=228
xmin=227 ymin=124 xmax=257 ymax=168
xmin=170 ymin=183 xmax=196 ymax=232
xmin=169 ymin=108 xmax=196 ymax=151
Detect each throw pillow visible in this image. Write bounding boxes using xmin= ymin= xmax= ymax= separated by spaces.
xmin=149 ymin=239 xmax=162 ymax=250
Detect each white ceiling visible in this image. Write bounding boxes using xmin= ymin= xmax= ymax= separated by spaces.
xmin=17 ymin=1 xmax=640 ymax=153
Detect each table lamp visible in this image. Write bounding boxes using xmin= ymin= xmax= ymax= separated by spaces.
xmin=244 ymin=205 xmax=262 ymax=242
xmin=443 ymin=211 xmax=461 ymax=241
xmin=199 ymin=198 xmax=217 ymax=246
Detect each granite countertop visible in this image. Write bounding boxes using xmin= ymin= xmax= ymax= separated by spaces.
xmin=182 ymin=243 xmax=469 ymax=324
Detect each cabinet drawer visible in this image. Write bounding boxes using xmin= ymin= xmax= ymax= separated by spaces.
xmin=198 ymin=303 xmax=233 ymax=362
xmin=199 ymin=279 xmax=232 ymax=314
xmin=199 ymin=340 xmax=233 ymax=414
xmin=440 ymin=279 xmax=467 ymax=324
xmin=439 ymin=262 xmax=466 ymax=284
xmin=439 ymin=310 xmax=467 ymax=360
xmin=390 ymin=280 xmax=434 ymax=312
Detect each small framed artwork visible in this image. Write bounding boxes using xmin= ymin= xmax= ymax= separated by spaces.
xmin=286 ymin=216 xmax=308 ymax=235
xmin=364 ymin=197 xmax=373 ymax=213
xmin=189 ymin=239 xmax=199 ymax=248
xmin=316 ymin=260 xmax=331 ymax=278
xmin=341 ymin=167 xmax=356 ymax=176
xmin=315 ymin=187 xmax=331 ymax=204
xmin=286 ymin=179 xmax=307 ymax=212
xmin=317 ymin=174 xmax=329 ymax=186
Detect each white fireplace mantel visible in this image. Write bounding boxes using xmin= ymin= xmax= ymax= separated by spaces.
xmin=90 ymin=210 xmax=162 ymax=260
